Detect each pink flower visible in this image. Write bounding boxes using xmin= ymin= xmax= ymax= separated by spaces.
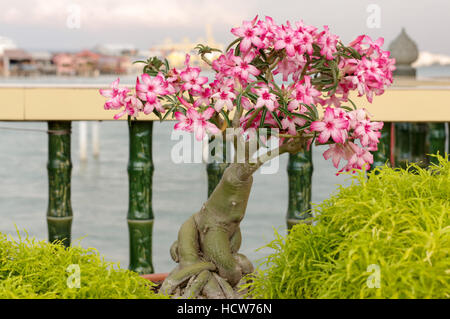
xmin=166 ymin=67 xmax=183 ymax=93
xmin=231 ymin=52 xmax=260 ymax=82
xmin=289 ymin=76 xmax=321 ymax=109
xmin=231 ymin=16 xmax=264 ymax=52
xmin=99 ymin=78 xmax=129 ymax=110
xmin=323 ymin=142 xmax=373 ymax=173
xmin=343 ymin=142 xmax=373 ymax=172
xmin=240 ymin=96 xmax=253 ymax=110
xmin=174 ymin=110 xmax=194 ymax=132
xmin=212 ymin=49 xmax=235 ymax=78
xmin=210 ymin=77 xmax=235 ymax=93
xmin=274 ymin=26 xmax=300 ymax=57
xmin=143 ymin=92 xmax=165 ymax=114
xmin=180 ymin=68 xmax=208 ymax=93
xmin=349 ymin=35 xmax=384 ymax=57
xmin=136 ymin=73 xmax=170 ymax=100
xmin=211 ymin=89 xmax=236 ymax=112
xmin=273 ymin=57 xmax=297 ymax=82
xmin=353 ymin=120 xmax=383 ymax=147
xmin=255 ymin=16 xmax=277 ymax=48
xmin=295 ymin=29 xmax=314 ymax=55
xmin=347 ymin=108 xmax=369 ymax=129
xmin=193 ymin=87 xmax=213 ymax=108
xmin=353 ymin=57 xmax=387 ymax=103
xmin=281 ymin=116 xmax=306 ymax=135
xmin=255 ymin=87 xmax=278 ymax=111
xmin=310 ymin=107 xmax=349 ymax=144
xmin=294 ymin=19 xmax=318 ymax=36
xmin=188 ymin=107 xmax=221 ymax=141
xmin=317 ymin=26 xmax=339 ymax=60
xmin=323 ymin=142 xmax=355 ymax=168
xmin=321 ymin=93 xmax=346 ymax=108
xmin=113 ymin=94 xmax=143 ymax=120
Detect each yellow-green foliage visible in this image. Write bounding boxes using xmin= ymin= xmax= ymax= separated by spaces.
xmin=249 ymin=154 xmax=450 ymax=299
xmin=0 ymin=232 xmax=168 ymax=299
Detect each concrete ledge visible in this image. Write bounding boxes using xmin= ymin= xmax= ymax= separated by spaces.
xmin=0 ymin=85 xmax=449 ymax=122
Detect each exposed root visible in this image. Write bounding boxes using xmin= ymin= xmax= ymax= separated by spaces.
xmin=159 ymin=163 xmax=255 ymax=299
xmin=160 ymin=223 xmax=254 ymax=298
xmin=160 ymin=262 xmax=216 ymax=295
xmin=183 ymin=270 xmax=212 ymax=299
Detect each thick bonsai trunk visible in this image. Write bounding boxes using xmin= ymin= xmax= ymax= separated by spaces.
xmin=159 ymin=137 xmax=306 ymax=298
xmin=160 ymin=163 xmax=257 ymax=298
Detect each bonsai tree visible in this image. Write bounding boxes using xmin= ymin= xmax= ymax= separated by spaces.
xmin=99 ymin=16 xmax=395 ymax=298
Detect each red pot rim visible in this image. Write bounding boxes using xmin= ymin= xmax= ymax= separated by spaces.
xmin=141 ymin=272 xmax=169 ymax=283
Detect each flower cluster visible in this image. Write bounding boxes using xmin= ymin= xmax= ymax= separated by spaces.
xmin=311 ymin=107 xmax=383 ymax=173
xmin=99 ymin=15 xmax=395 ymax=173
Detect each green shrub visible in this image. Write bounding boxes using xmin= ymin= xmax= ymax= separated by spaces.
xmin=248 ymin=154 xmax=450 ymax=299
xmin=0 ymin=231 xmax=168 ymax=299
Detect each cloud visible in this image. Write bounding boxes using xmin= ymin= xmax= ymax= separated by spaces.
xmin=0 ymin=0 xmax=254 ymax=30
xmin=2 ymin=0 xmax=450 ymax=54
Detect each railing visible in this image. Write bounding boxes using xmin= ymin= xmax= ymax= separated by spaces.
xmin=1 ymin=80 xmax=449 ymax=274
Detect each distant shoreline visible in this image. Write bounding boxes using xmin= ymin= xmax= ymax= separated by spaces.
xmin=0 ymin=66 xmax=450 ymax=85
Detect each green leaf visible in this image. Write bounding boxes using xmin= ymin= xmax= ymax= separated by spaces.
xmin=255 ymin=75 xmax=269 ymax=84
xmin=259 ymin=107 xmax=267 ymax=128
xmin=292 ymin=113 xmax=314 ymax=122
xmin=163 ymin=58 xmax=170 ymax=72
xmin=162 ymin=105 xmax=176 ymax=121
xmin=348 ymin=98 xmax=358 ymax=110
xmin=347 ymin=46 xmax=362 ymax=59
xmin=235 ymin=44 xmax=241 ymax=56
xmin=339 ymin=105 xmax=353 ymax=112
xmin=256 ymin=129 xmax=269 ymax=148
xmin=226 ymin=37 xmax=242 ymax=53
xmin=271 ymin=111 xmax=283 ymax=129
xmin=221 ymin=110 xmax=231 ymax=127
xmin=247 ymin=92 xmax=259 ymax=103
xmin=296 ymin=123 xmax=311 ymax=132
xmin=153 ymin=109 xmax=163 ymax=121
xmin=278 ymin=107 xmax=291 ymax=117
xmin=300 ymin=103 xmax=319 ymax=120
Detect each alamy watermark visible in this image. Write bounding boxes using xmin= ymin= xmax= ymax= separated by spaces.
xmin=366 ymin=4 xmax=381 ymax=29
xmin=66 ymin=264 xmax=81 ymax=288
xmin=171 ymin=128 xmax=281 ymax=174
xmin=366 ymin=264 xmax=381 ymax=288
xmin=66 ymin=3 xmax=81 ymax=29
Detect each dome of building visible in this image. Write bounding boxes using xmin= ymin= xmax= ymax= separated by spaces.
xmin=389 ymin=28 xmax=419 ymax=65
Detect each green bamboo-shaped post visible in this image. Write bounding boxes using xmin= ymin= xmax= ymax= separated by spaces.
xmin=410 ymin=123 xmax=428 ymax=167
xmin=394 ymin=122 xmax=412 ymax=169
xmin=206 ymin=137 xmax=228 ymax=197
xmin=47 ymin=121 xmax=73 ymax=247
xmin=371 ymin=122 xmax=392 ymax=169
xmin=127 ymin=121 xmax=154 ymax=274
xmin=427 ymin=123 xmax=446 ymax=164
xmin=448 ymin=123 xmax=450 ymax=157
xmin=286 ymin=148 xmax=313 ymax=230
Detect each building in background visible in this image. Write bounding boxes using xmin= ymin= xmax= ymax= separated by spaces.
xmin=74 ymin=50 xmax=101 ymax=77
xmin=1 ymin=49 xmax=35 ymax=77
xmin=30 ymin=51 xmax=56 ymax=75
xmin=0 ymin=24 xmax=224 ymax=77
xmin=150 ymin=24 xmax=224 ymax=69
xmin=52 ymin=53 xmax=76 ymax=76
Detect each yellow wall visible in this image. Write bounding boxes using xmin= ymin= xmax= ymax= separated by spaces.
xmin=0 ymin=85 xmax=449 ymax=122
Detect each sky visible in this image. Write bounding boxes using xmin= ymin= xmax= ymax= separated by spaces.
xmin=0 ymin=0 xmax=449 ymax=54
